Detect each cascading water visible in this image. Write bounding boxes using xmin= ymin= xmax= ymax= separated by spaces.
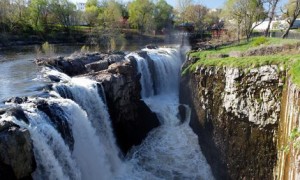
xmin=126 ymin=48 xmax=214 ymax=179
xmin=0 ymin=47 xmax=213 ymax=179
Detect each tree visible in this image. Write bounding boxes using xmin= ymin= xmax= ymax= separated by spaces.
xmin=153 ymin=0 xmax=173 ymax=31
xmin=98 ymin=0 xmax=124 ymax=50
xmin=184 ymin=4 xmax=208 ymax=32
xmin=128 ymin=0 xmax=155 ymax=33
xmin=29 ymin=0 xmax=50 ymax=32
xmin=223 ymin=0 xmax=266 ymax=41
xmin=49 ymin=0 xmax=76 ymax=30
xmin=281 ymin=0 xmax=300 ymax=38
xmin=0 ymin=0 xmax=11 ymax=32
xmin=264 ymin=0 xmax=280 ymax=37
xmin=176 ymin=0 xmax=192 ymax=23
xmin=84 ymin=0 xmax=100 ymax=27
xmin=8 ymin=0 xmax=30 ymax=32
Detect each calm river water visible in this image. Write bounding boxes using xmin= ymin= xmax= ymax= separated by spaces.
xmin=0 ymin=45 xmax=82 ymax=104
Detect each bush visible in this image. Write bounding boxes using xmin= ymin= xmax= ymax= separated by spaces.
xmin=252 ymin=36 xmax=268 ymax=46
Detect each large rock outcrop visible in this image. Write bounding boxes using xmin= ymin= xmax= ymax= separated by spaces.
xmin=180 ymin=63 xmax=285 ymax=179
xmin=0 ymin=119 xmax=36 ymax=179
xmin=90 ymin=58 xmax=160 ymax=153
xmin=35 ymin=52 xmax=125 ymax=76
xmin=37 ymin=51 xmax=160 ymax=153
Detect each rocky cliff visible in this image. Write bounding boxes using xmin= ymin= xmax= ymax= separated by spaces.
xmin=276 ymin=80 xmax=300 ymax=180
xmin=37 ymin=51 xmax=160 ymax=153
xmin=180 ymin=61 xmax=286 ymax=179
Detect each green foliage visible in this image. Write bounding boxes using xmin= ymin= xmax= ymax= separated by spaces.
xmin=223 ymin=0 xmax=266 ymax=40
xmin=154 ymin=0 xmax=173 ymax=31
xmin=128 ymin=0 xmax=155 ymax=33
xmin=84 ymin=0 xmax=100 ymax=26
xmin=80 ymin=45 xmax=90 ymax=53
xmin=183 ymin=38 xmax=300 ymax=87
xmin=49 ymin=0 xmax=76 ymax=29
xmin=252 ymin=36 xmax=268 ymax=46
xmin=29 ymin=0 xmax=50 ymax=32
xmin=282 ymin=128 xmax=300 ymax=153
xmin=41 ymin=41 xmax=55 ymax=56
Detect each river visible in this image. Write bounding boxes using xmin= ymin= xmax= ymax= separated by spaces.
xmin=0 ymin=45 xmax=83 ymax=104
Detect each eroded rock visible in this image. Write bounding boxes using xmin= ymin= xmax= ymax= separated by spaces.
xmin=0 ymin=120 xmax=36 ymax=179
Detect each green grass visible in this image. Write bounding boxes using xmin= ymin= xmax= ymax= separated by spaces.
xmin=183 ymin=37 xmax=300 ymax=86
xmin=190 ymin=37 xmax=298 ymax=59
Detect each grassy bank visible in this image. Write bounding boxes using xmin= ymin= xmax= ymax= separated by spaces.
xmin=183 ymin=37 xmax=300 ymax=86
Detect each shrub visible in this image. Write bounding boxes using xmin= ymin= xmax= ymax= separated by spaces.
xmin=252 ymin=36 xmax=268 ymax=46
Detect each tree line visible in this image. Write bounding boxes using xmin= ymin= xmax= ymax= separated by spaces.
xmin=0 ymin=0 xmax=220 ymax=35
xmin=223 ymin=0 xmax=300 ymax=40
xmin=1 ymin=0 xmax=299 ymax=45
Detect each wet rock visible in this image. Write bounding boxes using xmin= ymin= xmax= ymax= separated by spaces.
xmin=0 ymin=120 xmax=36 ymax=179
xmin=5 ymin=97 xmax=28 ymax=104
xmin=145 ymin=44 xmax=158 ymax=49
xmin=106 ymin=54 xmax=125 ymax=65
xmin=85 ymin=60 xmax=109 ymax=72
xmin=36 ymin=52 xmax=127 ymax=76
xmin=92 ymin=59 xmax=160 ymax=153
xmin=36 ymin=100 xmax=74 ymax=150
xmin=48 ymin=75 xmax=61 ymax=82
xmin=6 ymin=108 xmax=29 ymax=124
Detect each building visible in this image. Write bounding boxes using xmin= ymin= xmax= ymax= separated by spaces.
xmin=253 ymin=18 xmax=300 ymax=32
xmin=76 ymin=1 xmax=86 ymax=11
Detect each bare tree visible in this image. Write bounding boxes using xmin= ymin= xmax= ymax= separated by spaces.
xmin=264 ymin=0 xmax=280 ymax=37
xmin=176 ymin=0 xmax=193 ymax=23
xmin=223 ymin=0 xmax=266 ymax=41
xmin=281 ymin=0 xmax=300 ymax=38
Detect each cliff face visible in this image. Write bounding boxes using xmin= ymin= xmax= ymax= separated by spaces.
xmin=180 ymin=62 xmax=285 ymax=179
xmin=91 ymin=59 xmax=159 ymax=153
xmin=276 ymin=80 xmax=300 ymax=180
xmin=37 ymin=52 xmax=160 ymax=153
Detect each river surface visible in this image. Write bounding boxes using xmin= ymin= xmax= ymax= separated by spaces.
xmin=0 ymin=45 xmax=82 ymax=103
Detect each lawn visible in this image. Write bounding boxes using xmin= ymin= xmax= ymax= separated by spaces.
xmin=183 ymin=37 xmax=300 ymax=86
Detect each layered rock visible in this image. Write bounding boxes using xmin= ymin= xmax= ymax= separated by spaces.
xmin=90 ymin=58 xmax=159 ymax=153
xmin=276 ymin=80 xmax=300 ymax=179
xmin=35 ymin=52 xmax=125 ymax=76
xmin=0 ymin=119 xmax=36 ymax=179
xmin=37 ymin=51 xmax=160 ymax=153
xmin=180 ymin=63 xmax=285 ymax=179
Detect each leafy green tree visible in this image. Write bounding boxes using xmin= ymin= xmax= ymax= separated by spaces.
xmin=84 ymin=0 xmax=101 ymax=27
xmin=153 ymin=0 xmax=173 ymax=31
xmin=98 ymin=0 xmax=124 ymax=50
xmin=28 ymin=0 xmax=50 ymax=32
xmin=9 ymin=0 xmax=30 ymax=32
xmin=0 ymin=0 xmax=11 ymax=32
xmin=281 ymin=0 xmax=300 ymax=38
xmin=223 ymin=0 xmax=266 ymax=41
xmin=49 ymin=0 xmax=76 ymax=30
xmin=128 ymin=0 xmax=155 ymax=33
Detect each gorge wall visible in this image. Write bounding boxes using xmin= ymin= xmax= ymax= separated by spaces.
xmin=180 ymin=57 xmax=300 ymax=179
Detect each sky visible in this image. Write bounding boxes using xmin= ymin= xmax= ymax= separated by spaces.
xmin=72 ymin=0 xmax=289 ymax=10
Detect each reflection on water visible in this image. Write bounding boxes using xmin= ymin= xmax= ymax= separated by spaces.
xmin=0 ymin=45 xmax=82 ymax=103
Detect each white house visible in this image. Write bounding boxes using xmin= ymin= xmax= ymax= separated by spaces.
xmin=253 ymin=18 xmax=300 ymax=32
xmin=76 ymin=1 xmax=86 ymax=11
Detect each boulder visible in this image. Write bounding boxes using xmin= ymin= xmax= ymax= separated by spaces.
xmin=0 ymin=120 xmax=36 ymax=179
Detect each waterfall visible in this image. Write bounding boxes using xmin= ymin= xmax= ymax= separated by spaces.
xmin=1 ymin=47 xmax=213 ymax=180
xmin=126 ymin=48 xmax=214 ymax=179
xmin=2 ymin=68 xmax=123 ymax=180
